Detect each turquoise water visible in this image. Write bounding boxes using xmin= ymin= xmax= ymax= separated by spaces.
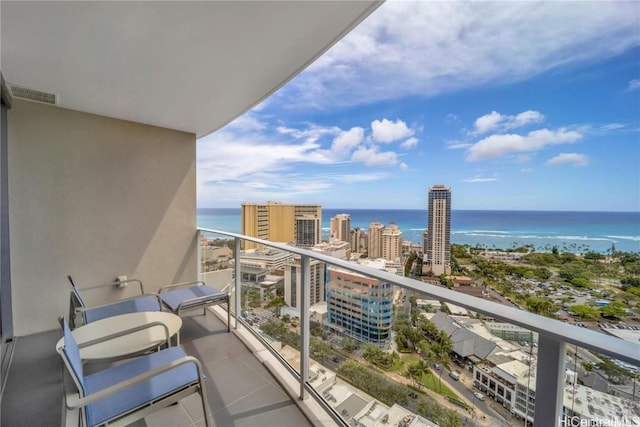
xmin=197 ymin=208 xmax=640 ymax=254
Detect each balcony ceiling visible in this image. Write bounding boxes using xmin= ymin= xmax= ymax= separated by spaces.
xmin=1 ymin=1 xmax=381 ymax=138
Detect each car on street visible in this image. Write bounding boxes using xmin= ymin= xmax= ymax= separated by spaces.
xmin=474 ymin=392 xmax=485 ymax=401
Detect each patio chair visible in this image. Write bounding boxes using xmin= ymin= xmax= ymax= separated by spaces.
xmin=57 ymin=316 xmax=212 ymax=427
xmin=68 ymin=275 xmax=162 ymax=329
xmin=158 ymin=281 xmax=230 ymax=332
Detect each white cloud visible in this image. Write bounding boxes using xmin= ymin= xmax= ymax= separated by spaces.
xmin=463 ymin=177 xmax=498 ymax=183
xmin=371 ymin=118 xmax=414 ymax=143
xmin=627 ymin=79 xmax=640 ymax=91
xmin=474 ymin=111 xmax=504 ymax=134
xmin=351 ymin=146 xmax=398 ymax=166
xmin=197 ymin=115 xmax=410 ymax=206
xmin=472 ymin=110 xmax=545 ymax=135
xmin=514 ymin=110 xmax=545 ymax=127
xmin=601 ymin=123 xmax=626 ymax=131
xmin=399 ymin=162 xmax=408 ymax=170
xmin=466 ymin=128 xmax=583 ymax=162
xmin=401 ymin=137 xmax=419 ymax=149
xmin=329 ymin=127 xmax=365 ymax=159
xmin=281 ymin=1 xmax=639 ymax=109
xmin=447 ymin=142 xmax=473 ymax=150
xmin=546 ymin=153 xmax=590 ymax=166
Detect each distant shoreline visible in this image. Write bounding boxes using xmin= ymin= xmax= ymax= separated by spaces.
xmin=198 ymin=208 xmax=640 ymax=214
xmin=197 ymin=209 xmax=640 ymax=254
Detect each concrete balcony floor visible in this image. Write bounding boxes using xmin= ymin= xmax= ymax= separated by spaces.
xmin=1 ymin=313 xmax=312 ymax=427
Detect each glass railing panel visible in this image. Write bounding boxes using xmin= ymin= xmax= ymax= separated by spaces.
xmin=197 ymin=228 xmax=639 ymax=427
xmin=562 ymin=343 xmax=640 ymax=427
xmin=304 ymin=273 xmax=525 ymax=427
xmin=199 ymin=230 xmax=302 ymax=375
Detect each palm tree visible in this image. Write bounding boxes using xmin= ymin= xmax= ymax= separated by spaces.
xmin=430 ymin=342 xmax=450 ymax=391
xmin=407 ymin=359 xmax=429 ymax=390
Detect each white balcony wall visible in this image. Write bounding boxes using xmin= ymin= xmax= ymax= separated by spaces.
xmin=7 ymin=99 xmax=197 ymax=335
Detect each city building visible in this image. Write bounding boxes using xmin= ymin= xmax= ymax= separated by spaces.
xmin=424 ymin=185 xmax=451 ymax=275
xmin=489 ymin=322 xmax=535 ymax=342
xmin=330 ymin=213 xmax=351 ymax=244
xmin=241 ymin=202 xmax=321 ymax=249
xmin=326 ymin=267 xmax=393 ymax=347
xmin=368 ymin=222 xmax=385 ymax=259
xmin=284 ymin=258 xmax=326 ymax=309
xmin=350 ymin=227 xmax=367 ymax=253
xmin=311 ymin=240 xmax=351 ymax=260
xmin=473 ymin=360 xmax=640 ymax=425
xmin=240 ymin=248 xmax=295 ymax=271
xmin=295 ymin=214 xmax=321 ymax=248
xmin=381 ymin=222 xmax=403 ymax=262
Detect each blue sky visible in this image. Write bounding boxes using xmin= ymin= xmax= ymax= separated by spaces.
xmin=197 ymin=1 xmax=640 ymax=212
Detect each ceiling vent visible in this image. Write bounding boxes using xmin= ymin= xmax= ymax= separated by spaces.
xmin=7 ymin=84 xmax=58 ymax=105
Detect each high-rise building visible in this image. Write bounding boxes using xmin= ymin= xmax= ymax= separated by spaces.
xmin=330 ymin=213 xmax=351 ymax=244
xmin=241 ymin=202 xmax=321 ymax=249
xmin=284 ymin=258 xmax=325 ymax=309
xmin=326 ymin=267 xmax=393 ymax=347
xmin=350 ymin=227 xmax=367 ymax=253
xmin=368 ymin=222 xmax=384 ymax=258
xmin=424 ymin=185 xmax=451 ymax=275
xmin=295 ymin=215 xmax=321 ymax=248
xmin=382 ymin=222 xmax=403 ymax=262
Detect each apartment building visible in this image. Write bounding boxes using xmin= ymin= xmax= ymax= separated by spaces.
xmin=381 ymin=222 xmax=403 ymax=262
xmin=284 ymin=258 xmax=326 ymax=309
xmin=424 ymin=185 xmax=451 ymax=275
xmin=241 ymin=202 xmax=321 ymax=249
xmin=350 ymin=227 xmax=367 ymax=254
xmin=368 ymin=222 xmax=385 ymax=259
xmin=296 ymin=214 xmax=321 ymax=248
xmin=330 ymin=213 xmax=351 ymax=244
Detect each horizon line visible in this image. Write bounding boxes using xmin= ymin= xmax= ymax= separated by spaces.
xmin=197 ymin=207 xmax=640 ymax=214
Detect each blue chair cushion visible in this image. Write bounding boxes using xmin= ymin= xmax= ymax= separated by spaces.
xmin=84 ymin=295 xmax=161 ymax=323
xmin=62 ymin=319 xmax=86 ymax=394
xmin=83 ymin=347 xmax=199 ymax=426
xmin=160 ymin=285 xmax=227 ymax=313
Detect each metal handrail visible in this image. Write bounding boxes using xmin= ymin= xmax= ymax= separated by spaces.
xmin=198 ymin=227 xmax=639 ymax=366
xmin=198 ymin=227 xmax=639 ymax=426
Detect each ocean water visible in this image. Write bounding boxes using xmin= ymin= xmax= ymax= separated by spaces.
xmin=197 ymin=208 xmax=640 ymax=254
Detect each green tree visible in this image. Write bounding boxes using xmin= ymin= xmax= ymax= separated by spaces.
xmin=341 ymin=337 xmax=358 ymax=353
xmin=597 ymin=359 xmax=633 ymax=384
xmin=407 ymin=359 xmax=429 ymax=389
xmin=599 ymin=301 xmax=628 ymax=319
xmin=525 ymin=296 xmax=557 ymax=317
xmin=615 ymin=291 xmax=640 ymax=305
xmin=582 ymin=361 xmax=594 ymax=374
xmin=265 ymin=296 xmax=286 ymax=317
xmin=247 ymin=288 xmax=261 ymax=308
xmin=310 ymin=338 xmax=331 ymax=362
xmin=571 ymin=277 xmax=592 ymax=289
xmin=569 ymin=304 xmax=600 ymax=319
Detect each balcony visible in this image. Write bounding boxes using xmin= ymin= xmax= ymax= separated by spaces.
xmin=2 ymin=228 xmax=639 ymax=426
xmin=1 ymin=3 xmax=638 ymax=425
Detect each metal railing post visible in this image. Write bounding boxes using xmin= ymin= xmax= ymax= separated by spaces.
xmin=534 ymin=334 xmax=566 ymax=427
xmin=234 ymin=237 xmax=241 ymax=330
xmin=196 ymin=229 xmax=202 ymax=281
xmin=300 ymin=255 xmax=310 ymax=400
